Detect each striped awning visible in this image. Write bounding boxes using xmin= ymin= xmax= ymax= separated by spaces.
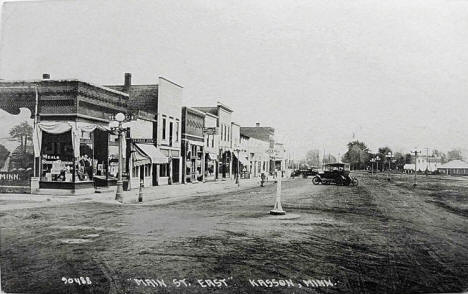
xmin=135 ymin=143 xmax=168 ymax=164
xmin=133 ymin=146 xmax=151 ymax=166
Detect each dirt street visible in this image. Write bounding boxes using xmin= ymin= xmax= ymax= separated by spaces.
xmin=1 ymin=174 xmax=467 ymax=293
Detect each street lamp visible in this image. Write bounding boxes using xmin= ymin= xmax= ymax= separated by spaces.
xmin=109 ymin=112 xmax=126 ymax=203
xmin=370 ymin=158 xmax=375 ymax=176
xmin=375 ymin=156 xmax=381 ymax=173
xmin=233 ymin=147 xmax=245 ymax=187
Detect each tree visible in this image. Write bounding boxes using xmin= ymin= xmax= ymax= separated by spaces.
xmin=377 ymin=146 xmax=392 ymax=171
xmin=393 ymin=152 xmax=406 ymax=170
xmin=9 ymin=121 xmax=33 ymax=151
xmin=0 ymin=144 xmax=10 ymax=170
xmin=305 ymin=149 xmax=321 ymax=167
xmin=432 ymin=149 xmax=447 ymax=163
xmin=323 ymin=153 xmax=337 ymax=165
xmin=447 ymin=149 xmax=463 ymax=161
xmin=342 ymin=140 xmax=370 ymax=170
xmin=8 ymin=122 xmax=34 ymax=171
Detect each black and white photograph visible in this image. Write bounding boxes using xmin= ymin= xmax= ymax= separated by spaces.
xmin=0 ymin=0 xmax=467 ymax=293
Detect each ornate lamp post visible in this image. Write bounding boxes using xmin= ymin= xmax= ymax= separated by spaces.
xmin=233 ymin=147 xmax=246 ymax=187
xmin=375 ymin=156 xmax=381 ymax=173
xmin=109 ymin=112 xmax=126 ymax=203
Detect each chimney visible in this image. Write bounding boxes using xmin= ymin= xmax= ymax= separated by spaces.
xmin=42 ymin=73 xmax=50 ymax=79
xmin=256 ymin=122 xmax=260 ymax=127
xmin=124 ymin=73 xmax=132 ymax=91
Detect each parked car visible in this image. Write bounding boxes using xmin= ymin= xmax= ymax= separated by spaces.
xmin=302 ymin=167 xmax=319 ymax=178
xmin=292 ymin=167 xmax=319 ymax=178
xmin=312 ymin=163 xmax=358 ymax=186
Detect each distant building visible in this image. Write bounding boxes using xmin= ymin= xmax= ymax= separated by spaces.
xmin=240 ymin=123 xmax=275 ymax=177
xmin=181 ymin=107 xmax=205 ymax=183
xmin=202 ymin=112 xmax=219 ymax=181
xmin=437 ymin=160 xmax=468 ymax=176
xmin=403 ymin=155 xmax=442 ymax=173
xmin=194 ymin=102 xmax=234 ymax=179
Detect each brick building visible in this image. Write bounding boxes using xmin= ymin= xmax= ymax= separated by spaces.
xmin=0 ymin=75 xmax=128 ymax=194
xmin=181 ymin=107 xmax=205 ymax=183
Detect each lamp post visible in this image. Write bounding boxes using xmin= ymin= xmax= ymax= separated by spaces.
xmin=109 ymin=112 xmax=126 ymax=203
xmin=233 ymin=147 xmax=245 ymax=187
xmin=370 ymin=158 xmax=375 ymax=176
xmin=375 ymin=156 xmax=381 ymax=173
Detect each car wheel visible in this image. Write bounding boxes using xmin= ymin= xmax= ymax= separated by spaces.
xmin=312 ymin=177 xmax=321 ymax=185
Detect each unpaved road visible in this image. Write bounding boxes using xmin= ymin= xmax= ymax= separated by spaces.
xmin=1 ymin=174 xmax=467 ymax=293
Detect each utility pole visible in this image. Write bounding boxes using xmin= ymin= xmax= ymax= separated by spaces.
xmin=411 ymin=150 xmax=421 ymax=186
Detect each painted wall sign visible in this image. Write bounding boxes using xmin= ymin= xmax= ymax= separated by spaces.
xmin=0 ymin=171 xmax=31 ymax=186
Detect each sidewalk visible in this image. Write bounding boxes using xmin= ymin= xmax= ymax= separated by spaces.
xmin=99 ymin=177 xmax=272 ymax=205
xmin=0 ymin=177 xmax=292 ymax=211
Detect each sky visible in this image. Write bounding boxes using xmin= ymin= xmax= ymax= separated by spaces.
xmin=0 ymin=0 xmax=467 ymax=159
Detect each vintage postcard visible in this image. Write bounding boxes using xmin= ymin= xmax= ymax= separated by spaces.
xmin=0 ymin=0 xmax=467 ymax=293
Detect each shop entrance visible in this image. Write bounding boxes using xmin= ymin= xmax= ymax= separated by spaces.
xmin=172 ymin=158 xmax=179 ymax=183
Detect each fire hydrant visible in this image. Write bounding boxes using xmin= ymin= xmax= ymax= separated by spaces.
xmin=138 ymin=179 xmax=144 ymax=202
xmin=260 ymin=173 xmax=266 ymax=187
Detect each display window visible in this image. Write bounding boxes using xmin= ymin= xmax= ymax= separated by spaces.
xmin=40 ymin=132 xmax=74 ymax=182
xmin=76 ymin=131 xmax=94 ymax=182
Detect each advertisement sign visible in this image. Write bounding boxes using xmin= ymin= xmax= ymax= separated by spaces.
xmin=203 ymin=127 xmax=218 ymax=135
xmin=0 ymin=171 xmax=32 ymax=186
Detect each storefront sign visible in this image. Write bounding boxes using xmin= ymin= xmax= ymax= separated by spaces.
xmin=203 ymin=127 xmax=217 ymax=135
xmin=0 ymin=171 xmax=31 ymax=186
xmin=130 ymin=138 xmax=156 ymax=144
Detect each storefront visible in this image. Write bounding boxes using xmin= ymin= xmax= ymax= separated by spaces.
xmin=204 ymin=152 xmax=217 ymax=181
xmin=183 ymin=142 xmax=204 ymax=183
xmin=129 ymin=143 xmax=168 ymax=188
xmin=219 ymin=150 xmax=232 ymax=179
xmin=233 ymin=151 xmax=250 ymax=179
xmin=33 ymin=121 xmax=116 ymax=195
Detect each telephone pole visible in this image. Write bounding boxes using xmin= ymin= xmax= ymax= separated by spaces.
xmin=411 ymin=150 xmax=421 ymax=186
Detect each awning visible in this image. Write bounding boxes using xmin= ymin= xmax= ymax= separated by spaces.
xmin=133 ymin=146 xmax=151 ymax=166
xmin=135 ymin=143 xmax=168 ymax=164
xmin=234 ymin=152 xmax=250 ymax=166
xmin=206 ymin=152 xmax=218 ymax=160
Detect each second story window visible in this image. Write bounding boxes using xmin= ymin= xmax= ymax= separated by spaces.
xmin=162 ymin=118 xmax=167 ymax=140
xmin=169 ymin=121 xmax=174 ymax=146
xmin=176 ymin=122 xmax=179 ymax=142
xmin=221 ymin=124 xmax=224 ymax=141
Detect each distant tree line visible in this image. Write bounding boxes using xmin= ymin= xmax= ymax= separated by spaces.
xmin=339 ymin=140 xmax=464 ymax=171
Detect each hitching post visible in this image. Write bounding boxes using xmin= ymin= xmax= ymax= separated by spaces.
xmin=138 ymin=179 xmax=144 ymax=202
xmin=270 ymin=170 xmax=286 ymax=215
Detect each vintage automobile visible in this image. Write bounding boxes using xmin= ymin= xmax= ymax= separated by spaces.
xmin=312 ymin=163 xmax=358 ymax=186
xmin=302 ymin=167 xmax=319 ymax=178
xmin=291 ymin=167 xmax=319 ymax=178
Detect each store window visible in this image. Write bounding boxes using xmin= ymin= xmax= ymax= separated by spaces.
xmin=41 ymin=131 xmax=74 ymax=182
xmin=76 ymin=131 xmax=94 ymax=182
xmin=160 ymin=164 xmax=168 ymax=177
xmin=145 ymin=164 xmax=150 ymax=177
